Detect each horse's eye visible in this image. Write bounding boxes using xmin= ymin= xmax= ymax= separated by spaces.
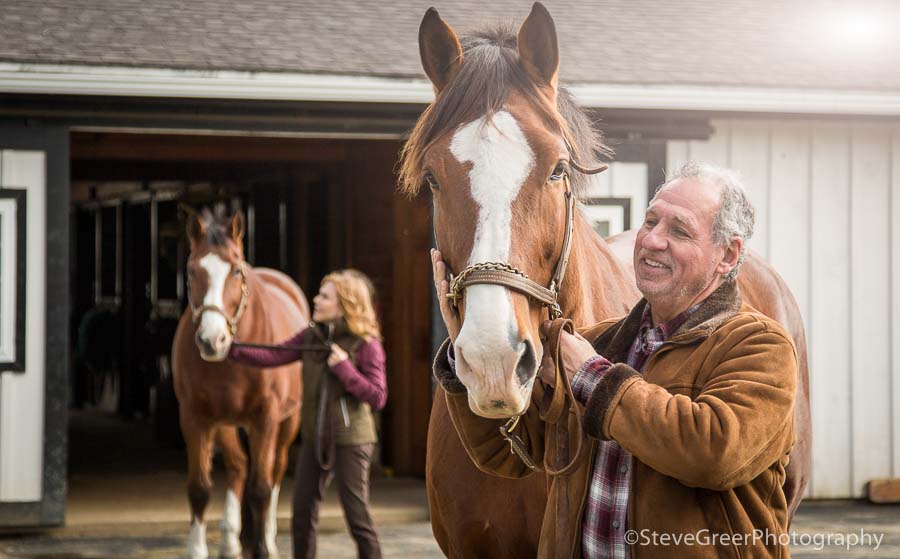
xmin=424 ymin=171 xmax=440 ymax=192
xmin=550 ymin=162 xmax=567 ymax=182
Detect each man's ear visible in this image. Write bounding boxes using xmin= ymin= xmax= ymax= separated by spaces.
xmin=717 ymin=237 xmax=743 ymax=276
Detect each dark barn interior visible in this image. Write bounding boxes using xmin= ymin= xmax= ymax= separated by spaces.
xmin=68 ymin=130 xmax=434 ymax=481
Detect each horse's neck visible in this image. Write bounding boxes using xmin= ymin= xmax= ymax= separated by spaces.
xmin=558 ymin=216 xmax=640 ymax=327
xmin=236 ymin=269 xmax=275 ymax=342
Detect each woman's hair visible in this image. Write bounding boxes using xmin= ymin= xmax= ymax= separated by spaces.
xmin=322 ymin=269 xmax=382 ymax=341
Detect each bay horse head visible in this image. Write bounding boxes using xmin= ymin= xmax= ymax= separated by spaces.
xmin=402 ymin=3 xmax=607 ymax=418
xmin=185 ymin=207 xmax=249 ymax=362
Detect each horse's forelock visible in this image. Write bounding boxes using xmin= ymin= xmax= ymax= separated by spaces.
xmin=194 ymin=206 xmax=239 ymax=252
xmin=400 ymin=24 xmax=608 ymax=198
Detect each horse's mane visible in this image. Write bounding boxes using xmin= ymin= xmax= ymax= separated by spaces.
xmin=399 ymin=24 xmax=609 ymax=197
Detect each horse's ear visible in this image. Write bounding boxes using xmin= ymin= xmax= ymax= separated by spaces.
xmin=419 ymin=7 xmax=463 ymax=93
xmin=230 ymin=211 xmax=245 ymax=243
xmin=518 ymin=2 xmax=560 ymax=92
xmin=186 ymin=212 xmax=206 ymax=245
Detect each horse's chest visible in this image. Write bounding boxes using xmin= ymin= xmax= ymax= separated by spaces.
xmin=191 ymin=376 xmax=284 ymax=420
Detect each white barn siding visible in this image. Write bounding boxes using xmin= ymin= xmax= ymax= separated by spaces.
xmin=0 ymin=150 xmax=46 ymax=502
xmin=668 ymin=119 xmax=900 ymax=498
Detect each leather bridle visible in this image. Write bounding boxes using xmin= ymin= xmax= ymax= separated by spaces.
xmin=435 ymin=150 xmax=608 ymax=471
xmin=189 ymin=261 xmax=250 ymax=338
xmin=443 ymin=157 xmax=608 ymax=321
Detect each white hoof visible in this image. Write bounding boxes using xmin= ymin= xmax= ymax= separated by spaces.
xmin=187 ymin=517 xmax=209 ymax=559
xmin=265 ymin=484 xmax=281 ymax=556
xmin=219 ymin=489 xmax=242 ymax=558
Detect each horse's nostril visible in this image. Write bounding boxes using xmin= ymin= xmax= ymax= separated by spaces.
xmin=195 ymin=331 xmax=216 ymax=355
xmin=515 ymin=340 xmax=537 ymax=386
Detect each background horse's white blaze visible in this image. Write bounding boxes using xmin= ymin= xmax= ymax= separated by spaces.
xmin=196 ymin=252 xmax=232 ymax=360
xmin=450 ymin=111 xmax=537 ymax=416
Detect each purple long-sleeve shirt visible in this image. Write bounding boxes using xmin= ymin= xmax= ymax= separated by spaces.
xmin=228 ymin=328 xmax=388 ymax=410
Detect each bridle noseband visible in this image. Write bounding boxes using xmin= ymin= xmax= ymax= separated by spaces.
xmin=189 ymin=261 xmax=250 ymax=337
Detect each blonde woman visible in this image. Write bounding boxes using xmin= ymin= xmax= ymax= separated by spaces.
xmin=230 ymin=269 xmax=386 ymax=559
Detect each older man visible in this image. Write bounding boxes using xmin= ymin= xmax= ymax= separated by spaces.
xmin=431 ymin=162 xmax=797 ymax=558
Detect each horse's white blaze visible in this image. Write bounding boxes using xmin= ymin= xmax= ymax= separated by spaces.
xmin=265 ymin=484 xmax=280 ymax=554
xmin=197 ymin=253 xmax=231 ymax=354
xmin=450 ymin=111 xmax=535 ymax=412
xmin=220 ymin=489 xmax=241 ymax=558
xmin=187 ymin=516 xmax=209 ymax=559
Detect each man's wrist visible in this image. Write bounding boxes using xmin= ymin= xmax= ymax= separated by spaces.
xmin=571 ymin=355 xmax=613 ymax=404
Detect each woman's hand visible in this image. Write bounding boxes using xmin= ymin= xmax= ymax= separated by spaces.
xmin=431 ymin=249 xmax=461 ymax=342
xmin=327 ymin=344 xmax=349 ymax=368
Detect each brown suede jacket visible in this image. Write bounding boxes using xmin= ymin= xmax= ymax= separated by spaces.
xmin=434 ymin=280 xmax=797 ymax=558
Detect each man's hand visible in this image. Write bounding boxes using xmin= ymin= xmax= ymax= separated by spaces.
xmin=541 ymin=321 xmax=599 ymax=381
xmin=432 ymin=249 xmax=461 ymax=342
xmin=327 ymin=344 xmax=349 ymax=368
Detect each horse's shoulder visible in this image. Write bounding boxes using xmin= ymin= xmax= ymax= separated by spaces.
xmin=249 ymin=267 xmax=310 ymax=322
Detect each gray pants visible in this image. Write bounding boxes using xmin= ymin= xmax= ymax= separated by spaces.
xmin=292 ymin=442 xmax=382 ymax=559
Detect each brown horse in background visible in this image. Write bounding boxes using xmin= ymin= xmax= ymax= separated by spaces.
xmin=405 ymin=4 xmax=810 ymax=557
xmin=172 ymin=208 xmax=309 ymax=559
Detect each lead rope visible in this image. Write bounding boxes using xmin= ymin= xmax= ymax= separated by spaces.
xmin=500 ymin=415 xmax=539 ymax=470
xmin=498 ymin=318 xmax=585 ymax=474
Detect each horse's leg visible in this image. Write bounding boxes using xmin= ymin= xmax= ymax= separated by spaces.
xmin=266 ymin=412 xmax=300 ymax=554
xmin=244 ymin=413 xmax=279 ymax=559
xmin=181 ymin=414 xmax=215 ymax=559
xmin=216 ymin=426 xmax=248 ymax=559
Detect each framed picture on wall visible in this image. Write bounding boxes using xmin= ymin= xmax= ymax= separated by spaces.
xmin=0 ymin=188 xmax=26 ymax=373
xmin=581 ymin=197 xmax=631 ymax=238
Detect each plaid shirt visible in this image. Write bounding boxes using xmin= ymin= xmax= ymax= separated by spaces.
xmin=571 ymin=303 xmax=700 ymax=559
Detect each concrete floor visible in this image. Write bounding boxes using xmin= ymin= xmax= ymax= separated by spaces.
xmin=1 ymin=411 xmax=898 ymax=558
xmin=3 ymin=500 xmax=900 ymax=558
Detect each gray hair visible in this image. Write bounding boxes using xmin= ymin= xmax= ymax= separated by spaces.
xmin=657 ymin=161 xmax=756 ymax=280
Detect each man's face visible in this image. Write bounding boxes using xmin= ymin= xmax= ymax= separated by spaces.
xmin=633 ymin=178 xmax=726 ymax=315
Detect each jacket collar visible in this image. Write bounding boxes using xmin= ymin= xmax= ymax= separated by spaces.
xmin=593 ymin=279 xmax=743 ymax=363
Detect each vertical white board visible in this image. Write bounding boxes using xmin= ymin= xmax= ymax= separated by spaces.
xmin=582 ymin=165 xmax=612 ymax=198
xmin=0 ymin=150 xmax=46 ymax=502
xmin=849 ymin=125 xmax=892 ymax=497
xmin=666 ymin=141 xmax=689 ymax=176
xmin=893 ymin=129 xmax=900 ymax=479
xmin=609 ymin=162 xmax=648 ymax=231
xmin=808 ymin=124 xmax=852 ymax=498
xmin=769 ymin=124 xmax=811 ymax=324
xmin=728 ymin=121 xmax=771 ymax=259
xmin=688 ymin=121 xmax=730 ymax=167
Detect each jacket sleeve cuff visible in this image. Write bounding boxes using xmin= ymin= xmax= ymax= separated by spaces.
xmin=583 ymin=363 xmax=641 ymax=440
xmin=571 ymin=355 xmax=613 ymax=404
xmin=433 ymin=337 xmax=467 ymax=394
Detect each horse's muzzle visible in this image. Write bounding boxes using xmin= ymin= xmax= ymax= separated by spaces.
xmin=195 ymin=330 xmax=229 ymax=362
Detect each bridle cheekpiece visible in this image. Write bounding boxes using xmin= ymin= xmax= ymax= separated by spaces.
xmin=189 ymin=261 xmax=250 ymax=338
